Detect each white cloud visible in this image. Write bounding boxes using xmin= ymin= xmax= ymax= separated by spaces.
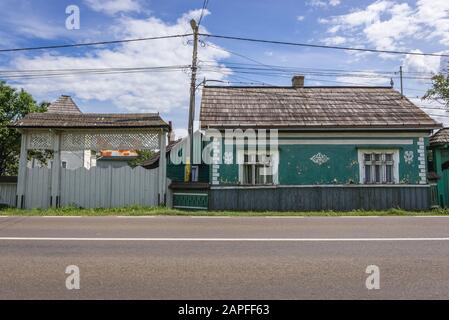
xmin=10 ymin=10 xmax=230 ymax=113
xmin=332 ymin=1 xmax=392 ymax=27
xmin=403 ymin=49 xmax=448 ymax=76
xmin=329 ymin=0 xmax=341 ymax=6
xmin=322 ymin=36 xmax=346 ymax=45
xmin=307 ymin=0 xmax=328 ymax=8
xmin=297 ymin=15 xmax=305 ymax=21
xmin=320 ymin=0 xmax=449 ymax=53
xmin=327 ymin=25 xmax=340 ymax=33
xmin=336 ymin=71 xmax=392 ymax=86
xmin=84 ymin=0 xmax=142 ymax=15
xmin=307 ymin=0 xmax=341 ymax=8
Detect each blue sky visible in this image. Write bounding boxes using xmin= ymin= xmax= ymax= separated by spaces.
xmin=0 ymin=0 xmax=448 ymax=135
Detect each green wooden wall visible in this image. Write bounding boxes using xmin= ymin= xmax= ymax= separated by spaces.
xmin=213 ymin=136 xmax=428 ymax=185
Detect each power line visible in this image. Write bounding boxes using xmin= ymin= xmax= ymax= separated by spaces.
xmin=0 ymin=65 xmax=190 ymax=80
xmin=200 ymin=33 xmax=449 ymax=58
xmin=0 ymin=34 xmax=192 ymax=53
xmin=200 ymin=64 xmax=435 ymax=81
xmin=198 ymin=0 xmax=210 ymax=26
xmin=201 ymin=60 xmax=437 ymax=75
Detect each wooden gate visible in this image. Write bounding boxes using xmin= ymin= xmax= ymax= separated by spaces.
xmin=22 ymin=166 xmax=160 ymax=209
xmin=60 ymin=166 xmax=159 ymax=208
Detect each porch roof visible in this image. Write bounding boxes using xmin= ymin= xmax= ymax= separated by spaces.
xmin=430 ymin=128 xmax=449 ymax=146
xmin=10 ymin=112 xmax=170 ymax=130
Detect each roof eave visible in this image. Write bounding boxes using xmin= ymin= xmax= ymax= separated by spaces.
xmin=200 ymin=124 xmax=442 ymax=131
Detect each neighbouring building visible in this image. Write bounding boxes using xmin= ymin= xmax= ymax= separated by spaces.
xmin=97 ymin=150 xmax=138 ymax=168
xmin=428 ymin=127 xmax=449 ymax=207
xmin=27 ymin=95 xmax=137 ymax=170
xmin=169 ymin=76 xmax=442 ymax=211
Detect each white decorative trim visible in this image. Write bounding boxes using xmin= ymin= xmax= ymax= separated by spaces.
xmin=310 ymin=153 xmax=330 ymax=165
xmin=224 ymin=139 xmax=414 ymax=146
xmin=404 ymin=151 xmax=414 ymax=164
xmin=211 ymin=138 xmax=220 ymax=185
xmin=278 ymin=139 xmax=414 ymax=145
xmin=417 ymin=138 xmax=426 ymax=184
xmin=277 ymin=132 xmax=429 ymax=138
xmin=223 ymin=151 xmax=233 ymax=165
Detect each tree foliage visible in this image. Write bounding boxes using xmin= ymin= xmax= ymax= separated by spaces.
xmin=0 ymin=81 xmax=49 ymax=176
xmin=128 ymin=150 xmax=156 ymax=168
xmin=423 ymin=73 xmax=449 ymax=107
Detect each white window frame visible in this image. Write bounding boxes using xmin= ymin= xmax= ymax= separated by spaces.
xmin=238 ymin=149 xmax=279 ymax=185
xmin=358 ymin=149 xmax=399 ymax=184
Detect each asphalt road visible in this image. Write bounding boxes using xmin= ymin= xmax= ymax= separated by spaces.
xmin=1 ymin=215 xmax=449 ymax=299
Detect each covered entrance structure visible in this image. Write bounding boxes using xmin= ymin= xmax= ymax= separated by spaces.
xmin=429 ymin=128 xmax=449 ymax=207
xmin=10 ymin=107 xmax=169 ymax=209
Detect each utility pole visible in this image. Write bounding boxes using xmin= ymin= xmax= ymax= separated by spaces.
xmin=399 ymin=65 xmax=403 ymax=99
xmin=186 ymin=19 xmax=199 ymax=182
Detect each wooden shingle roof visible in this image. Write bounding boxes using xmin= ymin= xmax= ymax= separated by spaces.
xmin=200 ymin=86 xmax=441 ymax=130
xmin=430 ymin=128 xmax=449 ymax=146
xmin=11 ymin=113 xmax=169 ymax=129
xmin=46 ymin=95 xmax=82 ymax=114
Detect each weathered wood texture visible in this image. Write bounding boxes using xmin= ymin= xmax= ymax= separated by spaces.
xmin=209 ymin=186 xmax=430 ymax=211
xmin=200 ymin=86 xmax=440 ymax=129
xmin=0 ymin=182 xmax=17 ymax=207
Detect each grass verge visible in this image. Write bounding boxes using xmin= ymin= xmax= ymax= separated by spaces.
xmin=1 ymin=206 xmax=449 ymax=216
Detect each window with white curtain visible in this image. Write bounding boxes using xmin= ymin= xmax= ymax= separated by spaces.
xmin=239 ymin=151 xmax=278 ymax=185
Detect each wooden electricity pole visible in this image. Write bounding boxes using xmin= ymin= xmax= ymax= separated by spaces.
xmin=399 ymin=65 xmax=403 ymax=99
xmin=186 ymin=19 xmax=199 ymax=182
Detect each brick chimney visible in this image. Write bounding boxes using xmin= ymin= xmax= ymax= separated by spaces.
xmin=292 ymin=75 xmax=305 ymax=88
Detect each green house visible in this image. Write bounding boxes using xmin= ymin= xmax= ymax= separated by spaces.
xmin=428 ymin=128 xmax=449 ymax=207
xmin=169 ymin=76 xmax=441 ymax=211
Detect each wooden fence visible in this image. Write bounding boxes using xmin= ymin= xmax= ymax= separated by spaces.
xmin=209 ymin=185 xmax=431 ymax=211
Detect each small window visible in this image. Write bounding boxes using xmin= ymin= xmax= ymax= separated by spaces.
xmin=61 ymin=161 xmax=67 ymax=169
xmin=191 ymin=166 xmax=199 ymax=182
xmin=242 ymin=153 xmax=274 ymax=185
xmin=361 ymin=151 xmax=397 ymax=184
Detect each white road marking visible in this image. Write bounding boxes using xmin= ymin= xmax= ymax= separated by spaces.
xmin=37 ymin=216 xmax=83 ymax=218
xmin=1 ymin=237 xmax=449 ymax=242
xmin=190 ymin=216 xmax=231 ymax=218
xmin=338 ymin=216 xmax=380 ymax=218
xmin=265 ymin=216 xmax=305 ymax=218
xmin=116 ymin=216 xmax=157 ymax=218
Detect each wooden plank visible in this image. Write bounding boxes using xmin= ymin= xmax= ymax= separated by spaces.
xmin=208 ymin=186 xmax=430 ymax=211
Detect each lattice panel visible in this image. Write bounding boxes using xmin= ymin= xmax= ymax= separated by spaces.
xmin=60 ymin=132 xmax=160 ymax=151
xmin=28 ymin=132 xmax=54 ymax=150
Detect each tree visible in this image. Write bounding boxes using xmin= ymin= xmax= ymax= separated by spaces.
xmin=423 ymin=73 xmax=449 ymax=107
xmin=0 ymin=81 xmax=49 ymax=176
xmin=128 ymin=150 xmax=156 ymax=168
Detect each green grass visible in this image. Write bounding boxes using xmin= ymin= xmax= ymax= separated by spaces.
xmin=1 ymin=205 xmax=449 ymax=216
